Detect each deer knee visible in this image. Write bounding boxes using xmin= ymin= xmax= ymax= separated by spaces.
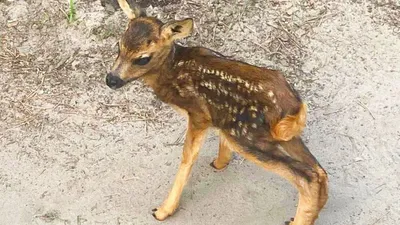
xmin=309 ymin=166 xmax=328 ymax=187
xmin=301 ymin=165 xmax=329 ymax=209
xmin=299 ymin=166 xmax=328 ymax=195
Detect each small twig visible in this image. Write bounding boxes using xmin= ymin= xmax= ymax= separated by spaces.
xmin=186 ymin=1 xmax=201 ymax=7
xmin=370 ymin=209 xmax=391 ymax=225
xmin=37 ymin=122 xmax=45 ymax=141
xmin=246 ymin=39 xmax=284 ymax=57
xmin=267 ymin=21 xmax=303 ymax=49
xmin=339 ymin=133 xmax=358 ymax=151
xmin=100 ymin=103 xmax=127 ymax=107
xmin=59 ymin=8 xmax=68 ymax=19
xmin=145 ymin=120 xmax=148 ymax=135
xmin=122 ymin=175 xmax=139 ymax=181
xmin=212 ymin=23 xmax=217 ymax=44
xmin=165 ymin=129 xmax=187 ymax=146
xmin=242 ymin=23 xmax=257 ymax=34
xmin=356 ymin=100 xmax=375 ymax=120
xmin=25 ymin=74 xmax=45 ymax=100
xmin=8 ymin=118 xmax=36 ymax=130
xmin=323 ymin=106 xmax=345 ymax=116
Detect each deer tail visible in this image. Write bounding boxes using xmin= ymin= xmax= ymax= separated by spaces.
xmin=271 ymin=103 xmax=307 ymax=141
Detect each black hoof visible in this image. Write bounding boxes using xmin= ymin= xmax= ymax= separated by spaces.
xmin=284 ymin=218 xmax=294 ymax=225
xmin=210 ymin=161 xmax=229 ymax=171
xmin=210 ymin=161 xmax=217 ymax=169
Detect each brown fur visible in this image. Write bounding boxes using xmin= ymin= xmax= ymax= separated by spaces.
xmin=271 ymin=103 xmax=307 ymax=141
xmin=106 ymin=1 xmax=329 ymax=224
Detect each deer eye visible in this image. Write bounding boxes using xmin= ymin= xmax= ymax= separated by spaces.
xmin=133 ymin=56 xmax=152 ymax=65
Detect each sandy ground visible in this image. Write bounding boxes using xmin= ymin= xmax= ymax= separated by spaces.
xmin=1 ymin=0 xmax=400 ymax=225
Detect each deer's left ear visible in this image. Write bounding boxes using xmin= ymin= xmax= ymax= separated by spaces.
xmin=161 ymin=18 xmax=194 ymax=41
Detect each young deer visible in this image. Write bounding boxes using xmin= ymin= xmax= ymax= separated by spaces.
xmin=105 ymin=1 xmax=328 ymax=224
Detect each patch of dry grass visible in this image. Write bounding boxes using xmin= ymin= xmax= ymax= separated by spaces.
xmin=369 ymin=0 xmax=400 ymax=35
xmin=0 ymin=0 xmax=177 ymax=135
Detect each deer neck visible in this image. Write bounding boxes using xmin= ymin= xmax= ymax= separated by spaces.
xmin=141 ymin=44 xmax=184 ymax=101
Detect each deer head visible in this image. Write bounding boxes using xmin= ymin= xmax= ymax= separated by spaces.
xmin=106 ymin=0 xmax=193 ymax=89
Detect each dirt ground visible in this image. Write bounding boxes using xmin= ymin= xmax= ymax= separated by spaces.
xmin=1 ymin=0 xmax=399 ymax=225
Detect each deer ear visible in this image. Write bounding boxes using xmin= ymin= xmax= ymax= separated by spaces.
xmin=161 ymin=18 xmax=194 ymax=41
xmin=117 ymin=0 xmax=144 ymax=20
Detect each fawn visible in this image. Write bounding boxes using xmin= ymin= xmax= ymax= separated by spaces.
xmin=105 ymin=1 xmax=328 ymax=224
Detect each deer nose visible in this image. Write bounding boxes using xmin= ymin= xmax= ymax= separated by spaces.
xmin=106 ymin=73 xmax=125 ymax=89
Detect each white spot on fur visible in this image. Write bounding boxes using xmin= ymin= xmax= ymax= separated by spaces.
xmin=177 ymin=60 xmax=184 ymax=66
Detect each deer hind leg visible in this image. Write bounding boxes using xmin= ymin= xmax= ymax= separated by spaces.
xmin=152 ymin=118 xmax=208 ymax=221
xmin=210 ymin=135 xmax=232 ymax=170
xmin=278 ymin=138 xmax=328 ymax=225
xmin=220 ymin=133 xmax=328 ymax=225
